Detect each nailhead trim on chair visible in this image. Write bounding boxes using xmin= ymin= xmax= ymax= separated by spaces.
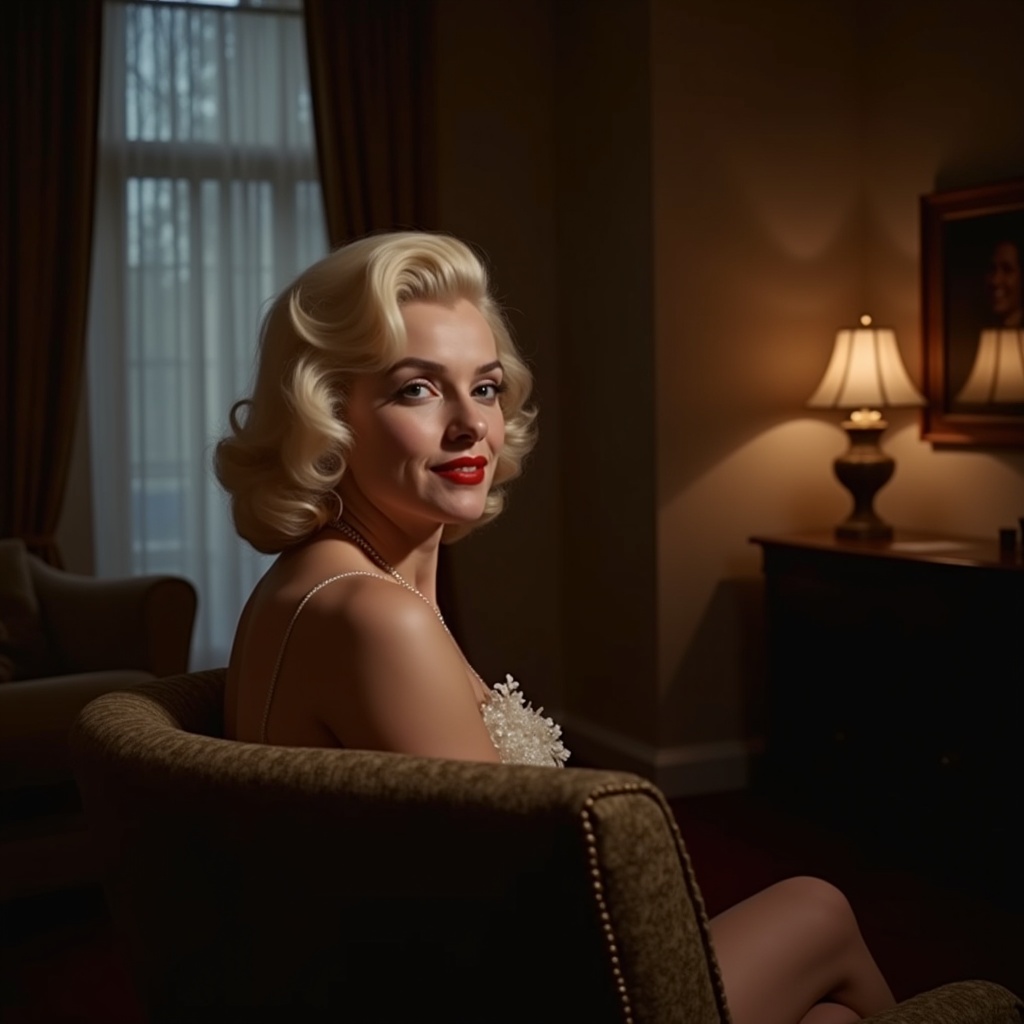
xmin=663 ymin=804 xmax=730 ymax=1016
xmin=580 ymin=780 xmax=655 ymax=1024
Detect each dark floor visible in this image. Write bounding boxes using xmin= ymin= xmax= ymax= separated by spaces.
xmin=668 ymin=790 xmax=1024 ymax=1005
xmin=2 ymin=788 xmax=1021 ymax=1022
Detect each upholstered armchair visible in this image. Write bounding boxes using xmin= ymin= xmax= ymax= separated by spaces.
xmin=0 ymin=538 xmax=196 ymax=899
xmin=70 ymin=669 xmax=1023 ymax=1024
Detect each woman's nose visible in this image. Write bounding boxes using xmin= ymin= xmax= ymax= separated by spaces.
xmin=445 ymin=399 xmax=486 ymax=442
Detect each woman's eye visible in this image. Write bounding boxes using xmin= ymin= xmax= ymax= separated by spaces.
xmin=474 ymin=381 xmax=505 ymax=401
xmin=398 ymin=380 xmax=434 ymax=400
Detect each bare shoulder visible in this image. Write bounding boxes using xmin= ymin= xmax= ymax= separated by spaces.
xmin=294 ymin=571 xmax=498 ymax=762
xmin=298 ymin=570 xmax=441 ymax=643
xmin=298 ymin=573 xmax=464 ymax=693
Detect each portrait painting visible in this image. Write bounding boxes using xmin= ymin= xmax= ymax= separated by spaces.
xmin=921 ymin=178 xmax=1024 ymax=446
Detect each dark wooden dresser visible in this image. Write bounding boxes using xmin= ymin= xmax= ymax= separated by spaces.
xmin=750 ymin=531 xmax=1023 ymax=906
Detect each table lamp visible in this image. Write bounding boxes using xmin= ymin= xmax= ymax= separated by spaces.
xmin=807 ymin=314 xmax=925 ymax=541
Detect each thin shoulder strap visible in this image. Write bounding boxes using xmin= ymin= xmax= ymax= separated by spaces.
xmin=258 ymin=571 xmax=400 ymax=743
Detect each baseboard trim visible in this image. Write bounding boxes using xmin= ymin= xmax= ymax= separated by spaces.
xmin=558 ymin=711 xmax=764 ymax=798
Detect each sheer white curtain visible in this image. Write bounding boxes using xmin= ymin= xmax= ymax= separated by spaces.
xmin=88 ymin=0 xmax=327 ymax=669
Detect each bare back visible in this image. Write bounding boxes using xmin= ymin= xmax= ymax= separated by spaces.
xmin=226 ymin=533 xmax=498 ymax=762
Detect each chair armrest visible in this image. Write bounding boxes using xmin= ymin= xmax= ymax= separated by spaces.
xmin=865 ymin=980 xmax=1022 ymax=1023
xmin=0 ymin=671 xmax=154 ymax=788
xmin=30 ymin=559 xmax=197 ymax=676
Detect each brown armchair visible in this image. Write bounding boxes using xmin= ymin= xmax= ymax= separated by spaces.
xmin=0 ymin=538 xmax=197 ymax=900
xmin=70 ymin=669 xmax=1023 ymax=1024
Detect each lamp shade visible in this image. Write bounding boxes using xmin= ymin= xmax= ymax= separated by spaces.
xmin=954 ymin=329 xmax=1024 ymax=403
xmin=808 ymin=315 xmax=925 ymax=410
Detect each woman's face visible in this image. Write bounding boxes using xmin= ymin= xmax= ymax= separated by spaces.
xmin=339 ymin=298 xmax=506 ymax=532
xmin=986 ymin=241 xmax=1022 ymax=326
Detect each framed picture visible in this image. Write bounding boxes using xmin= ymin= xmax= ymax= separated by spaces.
xmin=921 ymin=178 xmax=1024 ymax=446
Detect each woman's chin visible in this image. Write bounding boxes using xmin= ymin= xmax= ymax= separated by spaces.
xmin=429 ymin=493 xmax=489 ymax=526
xmin=441 ymin=504 xmax=488 ymax=526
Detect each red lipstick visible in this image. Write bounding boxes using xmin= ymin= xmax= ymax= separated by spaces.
xmin=431 ymin=456 xmax=487 ymax=485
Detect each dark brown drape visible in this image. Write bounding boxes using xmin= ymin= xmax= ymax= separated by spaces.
xmin=0 ymin=0 xmax=103 ymax=566
xmin=302 ymin=0 xmax=464 ymax=630
xmin=303 ymin=0 xmax=437 ymax=248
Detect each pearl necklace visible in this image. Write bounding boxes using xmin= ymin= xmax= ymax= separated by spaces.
xmin=329 ymin=520 xmax=489 ymax=689
xmin=329 ymin=519 xmax=451 ymax=636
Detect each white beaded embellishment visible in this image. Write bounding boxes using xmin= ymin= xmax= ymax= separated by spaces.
xmin=481 ymin=675 xmax=570 ymax=768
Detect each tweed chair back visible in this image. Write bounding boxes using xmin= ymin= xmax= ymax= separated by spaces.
xmin=70 ymin=669 xmax=729 ymax=1024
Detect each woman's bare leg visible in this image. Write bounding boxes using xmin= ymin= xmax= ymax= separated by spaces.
xmin=798 ymin=999 xmax=864 ymax=1024
xmin=799 ymin=1005 xmax=860 ymax=1024
xmin=710 ymin=876 xmax=895 ymax=1024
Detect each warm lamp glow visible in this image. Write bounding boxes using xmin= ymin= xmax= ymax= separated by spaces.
xmin=807 ymin=315 xmax=924 ymax=542
xmin=808 ymin=315 xmax=926 ymax=411
xmin=955 ymin=329 xmax=1024 ymax=404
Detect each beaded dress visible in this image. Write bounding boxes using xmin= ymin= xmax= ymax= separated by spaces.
xmin=480 ymin=674 xmax=569 ymax=768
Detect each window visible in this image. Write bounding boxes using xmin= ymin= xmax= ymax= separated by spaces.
xmin=88 ymin=0 xmax=327 ymax=667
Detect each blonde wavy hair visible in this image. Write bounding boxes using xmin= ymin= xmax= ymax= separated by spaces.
xmin=214 ymin=231 xmax=537 ymax=553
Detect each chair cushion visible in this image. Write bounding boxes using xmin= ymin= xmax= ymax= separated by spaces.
xmin=0 ymin=539 xmax=56 ymax=681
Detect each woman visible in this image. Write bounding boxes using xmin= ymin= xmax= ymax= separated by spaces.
xmin=985 ymin=238 xmax=1023 ymax=328
xmin=215 ymin=230 xmax=896 ymax=1024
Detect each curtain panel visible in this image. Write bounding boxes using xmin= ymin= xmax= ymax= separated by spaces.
xmin=0 ymin=0 xmax=103 ymax=565
xmin=302 ymin=0 xmax=461 ymax=629
xmin=88 ymin=1 xmax=326 ymax=668
xmin=303 ymin=0 xmax=437 ymax=247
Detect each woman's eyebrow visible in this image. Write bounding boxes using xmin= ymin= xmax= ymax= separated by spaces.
xmin=387 ymin=357 xmax=504 ymax=375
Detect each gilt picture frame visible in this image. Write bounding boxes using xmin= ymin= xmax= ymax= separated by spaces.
xmin=921 ymin=178 xmax=1024 ymax=446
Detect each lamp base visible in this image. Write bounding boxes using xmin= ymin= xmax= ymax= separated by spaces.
xmin=835 ymin=519 xmax=893 ymax=541
xmin=832 ymin=418 xmax=895 ymax=541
